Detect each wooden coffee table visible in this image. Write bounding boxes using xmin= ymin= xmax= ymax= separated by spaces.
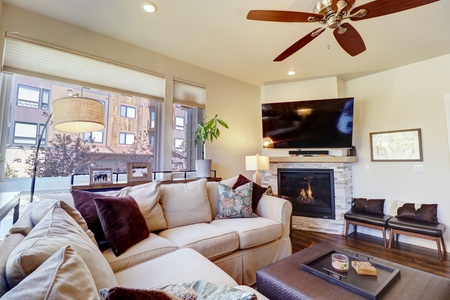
xmin=256 ymin=242 xmax=450 ymax=300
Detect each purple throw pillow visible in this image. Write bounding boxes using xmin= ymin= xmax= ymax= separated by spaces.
xmin=94 ymin=195 xmax=149 ymax=256
xmin=71 ymin=190 xmax=108 ymax=246
xmin=232 ymin=174 xmax=267 ymax=212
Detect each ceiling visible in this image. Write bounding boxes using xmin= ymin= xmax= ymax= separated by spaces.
xmin=3 ymin=0 xmax=450 ymax=86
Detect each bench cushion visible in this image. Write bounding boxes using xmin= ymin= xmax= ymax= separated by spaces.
xmin=344 ymin=211 xmax=392 ymax=227
xmin=388 ymin=217 xmax=446 ymax=237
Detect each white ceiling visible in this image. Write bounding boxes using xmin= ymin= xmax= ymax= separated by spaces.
xmin=3 ymin=0 xmax=450 ymax=86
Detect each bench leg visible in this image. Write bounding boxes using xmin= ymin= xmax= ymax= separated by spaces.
xmin=388 ymin=229 xmax=394 ymax=248
xmin=382 ymin=227 xmax=387 ymax=248
xmin=345 ymin=220 xmax=349 ymax=238
xmin=441 ymin=236 xmax=447 ymax=255
xmin=436 ymin=238 xmax=443 ymax=262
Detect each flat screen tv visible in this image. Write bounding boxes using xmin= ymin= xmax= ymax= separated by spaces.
xmin=262 ymin=97 xmax=354 ymax=149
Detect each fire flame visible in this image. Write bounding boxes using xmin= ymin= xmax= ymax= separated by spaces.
xmin=298 ymin=183 xmax=314 ymax=202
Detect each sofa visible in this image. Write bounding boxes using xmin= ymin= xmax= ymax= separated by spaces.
xmin=0 ymin=175 xmax=292 ymax=299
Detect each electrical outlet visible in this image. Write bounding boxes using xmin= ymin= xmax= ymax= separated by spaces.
xmin=414 ymin=165 xmax=424 ymax=173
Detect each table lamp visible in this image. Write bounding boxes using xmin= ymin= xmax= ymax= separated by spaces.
xmin=245 ymin=154 xmax=269 ymax=186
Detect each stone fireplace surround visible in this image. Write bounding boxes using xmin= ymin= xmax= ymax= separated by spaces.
xmin=261 ymin=156 xmax=357 ymax=235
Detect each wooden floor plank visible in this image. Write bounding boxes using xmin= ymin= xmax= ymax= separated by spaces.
xmin=291 ymin=229 xmax=450 ymax=278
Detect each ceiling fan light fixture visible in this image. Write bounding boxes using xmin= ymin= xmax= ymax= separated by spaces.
xmin=142 ymin=2 xmax=158 ymax=13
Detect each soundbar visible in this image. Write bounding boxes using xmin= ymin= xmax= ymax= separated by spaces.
xmin=289 ymin=150 xmax=329 ymax=156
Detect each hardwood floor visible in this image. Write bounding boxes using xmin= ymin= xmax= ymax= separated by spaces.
xmin=291 ymin=229 xmax=450 ymax=278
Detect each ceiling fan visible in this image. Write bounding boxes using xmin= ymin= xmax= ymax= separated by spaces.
xmin=247 ymin=0 xmax=439 ymax=61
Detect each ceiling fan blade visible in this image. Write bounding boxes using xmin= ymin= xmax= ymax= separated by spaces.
xmin=274 ymin=28 xmax=325 ymax=62
xmin=350 ymin=0 xmax=439 ymax=21
xmin=247 ymin=10 xmax=323 ymax=22
xmin=332 ymin=0 xmax=356 ymax=12
xmin=333 ymin=23 xmax=366 ymax=56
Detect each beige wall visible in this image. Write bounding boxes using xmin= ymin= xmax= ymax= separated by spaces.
xmin=0 ymin=4 xmax=262 ymax=179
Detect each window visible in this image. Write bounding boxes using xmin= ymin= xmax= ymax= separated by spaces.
xmin=150 ymin=111 xmax=156 ymax=128
xmin=17 ymin=85 xmax=40 ymax=108
xmin=175 ymin=117 xmax=184 ymax=130
xmin=83 ymin=131 xmax=104 ymax=143
xmin=119 ymin=132 xmax=135 ymax=145
xmin=120 ymin=105 xmax=136 ymax=118
xmin=171 ymin=104 xmax=204 ymax=171
xmin=174 ymin=138 xmax=184 ymax=149
xmin=3 ymin=74 xmax=160 ymax=182
xmin=41 ymin=89 xmax=50 ymax=110
xmin=16 ymin=85 xmax=50 ymax=110
xmin=13 ymin=122 xmax=38 ymax=144
xmin=172 ymin=80 xmax=205 ymax=171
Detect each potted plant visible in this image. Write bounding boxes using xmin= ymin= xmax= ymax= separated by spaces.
xmin=195 ymin=114 xmax=229 ymax=177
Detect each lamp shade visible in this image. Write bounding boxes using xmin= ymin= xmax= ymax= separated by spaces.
xmin=245 ymin=154 xmax=269 ymax=171
xmin=53 ymin=97 xmax=105 ymax=133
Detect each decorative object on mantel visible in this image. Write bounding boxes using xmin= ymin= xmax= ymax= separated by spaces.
xmin=127 ymin=162 xmax=152 ymax=182
xmin=245 ymin=154 xmax=269 ymax=186
xmin=89 ymin=167 xmax=113 ymax=185
xmin=30 ymin=96 xmax=105 ymax=202
xmin=195 ymin=114 xmax=229 ymax=177
xmin=370 ymin=128 xmax=423 ymax=161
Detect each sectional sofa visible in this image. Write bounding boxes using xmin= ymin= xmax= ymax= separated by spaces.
xmin=0 ymin=175 xmax=292 ymax=299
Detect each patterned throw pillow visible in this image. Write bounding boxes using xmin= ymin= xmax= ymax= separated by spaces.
xmin=232 ymin=174 xmax=267 ymax=212
xmin=215 ymin=182 xmax=257 ymax=219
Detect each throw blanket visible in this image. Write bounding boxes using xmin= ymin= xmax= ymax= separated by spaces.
xmin=100 ymin=280 xmax=257 ymax=300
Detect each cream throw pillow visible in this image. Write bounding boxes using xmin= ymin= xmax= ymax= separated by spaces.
xmin=6 ymin=205 xmax=117 ymax=290
xmin=2 ymin=245 xmax=100 ymax=300
xmin=117 ymin=181 xmax=167 ymax=232
xmin=0 ymin=234 xmax=24 ymax=297
xmin=160 ymin=178 xmax=211 ymax=228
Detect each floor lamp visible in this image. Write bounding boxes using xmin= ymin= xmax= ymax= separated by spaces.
xmin=30 ymin=96 xmax=105 ymax=203
xmin=245 ymin=154 xmax=270 ymax=186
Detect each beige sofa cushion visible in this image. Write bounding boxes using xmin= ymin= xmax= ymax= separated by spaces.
xmin=6 ymin=205 xmax=117 ymax=290
xmin=211 ymin=218 xmax=282 ymax=249
xmin=117 ymin=181 xmax=167 ymax=232
xmin=158 ymin=223 xmax=239 ymax=260
xmin=103 ymin=233 xmax=179 ymax=273
xmin=160 ymin=179 xmax=211 ymax=228
xmin=115 ymin=248 xmax=238 ymax=289
xmin=2 ymin=245 xmax=100 ymax=300
xmin=0 ymin=233 xmax=24 ymax=297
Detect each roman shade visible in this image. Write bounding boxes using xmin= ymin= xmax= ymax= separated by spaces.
xmin=173 ymin=80 xmax=206 ymax=108
xmin=2 ymin=34 xmax=165 ymax=100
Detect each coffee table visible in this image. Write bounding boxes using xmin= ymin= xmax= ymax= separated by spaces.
xmin=256 ymin=242 xmax=450 ymax=300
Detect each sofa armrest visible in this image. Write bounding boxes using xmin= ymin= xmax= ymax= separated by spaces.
xmin=256 ymin=195 xmax=292 ymax=239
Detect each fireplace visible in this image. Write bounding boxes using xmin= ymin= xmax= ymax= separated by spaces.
xmin=277 ymin=168 xmax=335 ymax=219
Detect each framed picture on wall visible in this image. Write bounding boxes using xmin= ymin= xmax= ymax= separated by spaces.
xmin=89 ymin=168 xmax=113 ymax=185
xmin=370 ymin=128 xmax=423 ymax=161
xmin=127 ymin=162 xmax=152 ymax=182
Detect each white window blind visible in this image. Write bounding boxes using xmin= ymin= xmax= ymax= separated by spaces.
xmin=173 ymin=80 xmax=206 ymax=108
xmin=2 ymin=34 xmax=165 ymax=100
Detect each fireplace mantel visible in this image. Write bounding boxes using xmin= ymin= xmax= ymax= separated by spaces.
xmin=269 ymin=156 xmax=358 ymax=163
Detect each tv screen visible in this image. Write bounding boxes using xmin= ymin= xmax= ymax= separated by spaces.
xmin=262 ymin=97 xmax=354 ymax=149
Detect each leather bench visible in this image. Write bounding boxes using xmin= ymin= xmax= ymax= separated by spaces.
xmin=344 ymin=211 xmax=392 ymax=247
xmin=387 ymin=217 xmax=447 ymax=261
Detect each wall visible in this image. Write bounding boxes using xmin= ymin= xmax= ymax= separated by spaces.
xmin=263 ymin=55 xmax=450 ymax=251
xmin=0 ymin=4 xmax=261 ymax=180
xmin=347 ymin=54 xmax=450 ymax=250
